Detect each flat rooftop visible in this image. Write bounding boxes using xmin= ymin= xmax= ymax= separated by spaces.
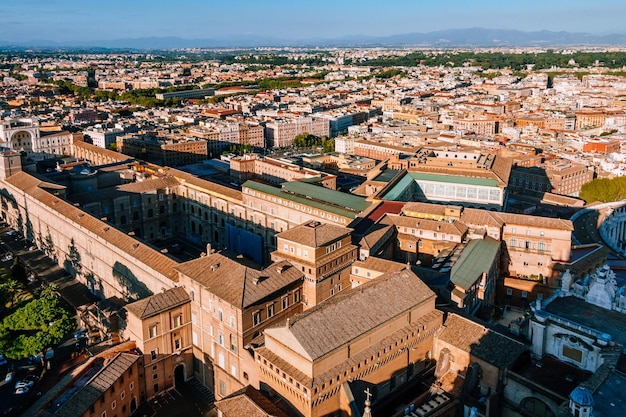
xmin=543 ymin=296 xmax=626 ymax=347
xmin=512 ymin=354 xmax=591 ymax=398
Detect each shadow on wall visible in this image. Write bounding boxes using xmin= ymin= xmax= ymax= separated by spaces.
xmin=113 ymin=261 xmax=153 ymax=301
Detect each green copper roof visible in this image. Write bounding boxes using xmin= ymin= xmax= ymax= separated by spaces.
xmin=243 ymin=180 xmax=370 ymax=219
xmin=381 ymin=173 xmax=414 ymax=201
xmin=450 ymin=238 xmax=500 ymax=290
xmin=374 ymin=169 xmax=401 ymax=183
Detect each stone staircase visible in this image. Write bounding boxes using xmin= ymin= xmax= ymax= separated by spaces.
xmin=186 ymin=377 xmax=216 ymax=404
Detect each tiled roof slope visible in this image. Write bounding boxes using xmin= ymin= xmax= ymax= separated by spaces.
xmin=52 ymin=353 xmax=141 ymax=417
xmin=437 ymin=313 xmax=527 ymax=369
xmin=125 ymin=286 xmax=189 ymax=319
xmin=175 ymin=252 xmax=303 ymax=309
xmin=276 ymin=220 xmax=350 ymax=247
xmin=216 ymin=385 xmax=292 ymax=417
xmin=265 ymin=269 xmax=435 ymax=361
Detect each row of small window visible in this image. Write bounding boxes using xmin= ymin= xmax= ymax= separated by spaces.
xmin=148 ymin=338 xmax=183 ymax=359
xmin=94 ymin=385 xmax=133 ymax=417
xmin=285 ymin=244 xmax=309 ymax=258
xmin=258 ymin=356 xmax=308 ymax=395
xmin=510 ymin=228 xmax=546 ymax=237
xmin=509 ymin=238 xmax=546 ymax=251
xmin=402 ymin=227 xmax=454 ymax=240
xmin=148 ymin=316 xmax=183 ymax=338
xmin=505 ymin=289 xmax=544 ymax=300
xmin=189 ymin=301 xmax=238 ymax=330
xmin=418 ymin=182 xmax=501 ymax=202
xmin=253 ymin=291 xmax=300 ymax=326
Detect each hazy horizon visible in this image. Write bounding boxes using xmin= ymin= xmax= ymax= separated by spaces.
xmin=2 ymin=0 xmax=625 ymax=44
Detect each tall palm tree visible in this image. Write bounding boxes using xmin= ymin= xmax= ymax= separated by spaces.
xmin=2 ymin=278 xmax=21 ymax=308
xmin=39 ymin=282 xmax=61 ymax=299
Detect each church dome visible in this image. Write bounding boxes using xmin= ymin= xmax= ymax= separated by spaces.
xmin=570 ymin=386 xmax=594 ymax=407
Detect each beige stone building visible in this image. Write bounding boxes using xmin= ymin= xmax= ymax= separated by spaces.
xmin=434 ymin=313 xmax=527 ymax=417
xmin=124 ymin=286 xmax=193 ymax=399
xmin=255 ymin=269 xmax=443 ymax=417
xmin=229 ymin=154 xmax=337 ymax=189
xmin=51 ymin=351 xmax=144 ymax=417
xmin=271 ymin=220 xmax=357 ymax=309
xmin=175 ymin=252 xmax=304 ymax=400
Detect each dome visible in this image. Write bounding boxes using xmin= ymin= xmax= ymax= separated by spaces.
xmin=570 ymin=386 xmax=594 ymax=407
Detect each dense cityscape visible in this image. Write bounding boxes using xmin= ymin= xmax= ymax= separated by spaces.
xmin=0 ymin=42 xmax=626 ymax=417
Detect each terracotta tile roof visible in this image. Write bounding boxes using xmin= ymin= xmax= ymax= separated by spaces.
xmin=437 ymin=313 xmax=527 ymax=369
xmin=403 ymin=201 xmax=449 ymax=216
xmin=460 ymin=208 xmax=573 ymax=231
xmin=497 ymin=212 xmax=574 ymax=231
xmin=359 ymin=223 xmax=393 ymax=250
xmin=277 ymin=220 xmax=351 ymax=247
xmin=53 ymin=352 xmax=141 ymax=417
xmin=459 ymin=208 xmax=505 ymax=228
xmin=163 ymin=166 xmax=242 ymax=201
xmin=264 ymin=269 xmax=436 ymax=361
xmin=70 ymin=175 xmax=180 ymax=205
xmin=352 ymin=257 xmax=407 ymax=274
xmin=215 ymin=385 xmax=292 ymax=417
xmin=125 ymin=286 xmax=189 ymax=319
xmin=491 ymin=155 xmax=513 ymax=185
xmin=175 ymin=253 xmax=303 ymax=309
xmin=383 ymin=214 xmax=468 ymax=236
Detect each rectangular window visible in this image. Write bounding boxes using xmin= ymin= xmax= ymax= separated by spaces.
xmin=230 ymin=334 xmax=237 ymax=353
xmin=294 ymin=290 xmax=301 ymax=303
xmin=282 ymin=296 xmax=289 ymax=310
xmin=154 ymin=383 xmax=159 ymax=394
xmin=111 ymin=400 xmax=116 ymax=410
xmin=220 ymin=381 xmax=226 ymax=396
xmin=562 ymin=345 xmax=583 ymax=363
xmin=253 ymin=311 xmax=261 ymax=326
xmin=149 ymin=325 xmax=158 ymax=338
xmin=191 ymin=312 xmax=197 ymax=325
xmin=192 ymin=331 xmax=198 ymax=346
xmin=267 ymin=304 xmax=275 ymax=318
xmin=174 ymin=338 xmax=182 ymax=350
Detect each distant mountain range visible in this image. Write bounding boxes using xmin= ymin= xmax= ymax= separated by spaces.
xmin=3 ymin=28 xmax=626 ymax=50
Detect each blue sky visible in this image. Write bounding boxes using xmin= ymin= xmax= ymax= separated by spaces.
xmin=1 ymin=0 xmax=624 ymax=42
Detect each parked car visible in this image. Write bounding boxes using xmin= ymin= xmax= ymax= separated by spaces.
xmin=0 ymin=354 xmax=7 ymax=366
xmin=74 ymin=329 xmax=88 ymax=340
xmin=4 ymin=371 xmax=14 ymax=382
xmin=14 ymin=386 xmax=29 ymax=395
xmin=27 ymin=354 xmax=41 ymax=365
xmin=14 ymin=380 xmax=35 ymax=390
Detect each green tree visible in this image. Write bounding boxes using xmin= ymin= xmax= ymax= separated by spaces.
xmin=1 ymin=278 xmax=24 ymax=309
xmin=39 ymin=283 xmax=60 ymax=299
